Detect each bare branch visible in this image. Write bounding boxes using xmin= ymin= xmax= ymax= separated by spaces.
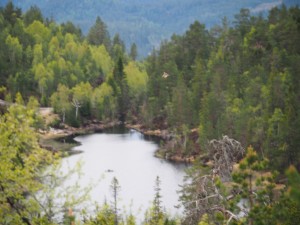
xmin=209 ymin=135 xmax=245 ymax=182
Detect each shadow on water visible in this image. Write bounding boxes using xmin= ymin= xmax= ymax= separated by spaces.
xmin=54 ymin=125 xmax=131 ymax=144
xmin=99 ymin=124 xmax=129 ymax=134
xmin=57 ymin=124 xmax=163 ymax=146
xmin=55 ymin=134 xmax=80 ymax=144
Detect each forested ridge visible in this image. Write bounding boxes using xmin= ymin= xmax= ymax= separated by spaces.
xmin=1 ymin=0 xmax=299 ymax=57
xmin=0 ymin=1 xmax=300 ymax=224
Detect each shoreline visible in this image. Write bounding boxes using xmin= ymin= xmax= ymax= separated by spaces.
xmin=125 ymin=123 xmax=196 ymax=163
xmin=39 ymin=119 xmax=197 ymax=163
xmin=38 ymin=120 xmax=121 ymax=155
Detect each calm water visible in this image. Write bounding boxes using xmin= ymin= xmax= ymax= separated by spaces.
xmin=60 ymin=127 xmax=187 ymax=220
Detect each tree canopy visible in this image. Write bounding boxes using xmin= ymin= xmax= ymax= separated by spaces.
xmin=0 ymin=2 xmax=299 ymax=224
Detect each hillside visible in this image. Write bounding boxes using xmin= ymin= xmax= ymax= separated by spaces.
xmin=0 ymin=0 xmax=298 ymax=57
xmin=0 ymin=1 xmax=300 ymax=224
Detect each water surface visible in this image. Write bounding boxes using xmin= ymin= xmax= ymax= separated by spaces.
xmin=61 ymin=128 xmax=187 ymax=220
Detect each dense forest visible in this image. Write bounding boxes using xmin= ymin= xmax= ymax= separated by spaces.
xmin=0 ymin=1 xmax=300 ymax=224
xmin=1 ymin=0 xmax=299 ymax=57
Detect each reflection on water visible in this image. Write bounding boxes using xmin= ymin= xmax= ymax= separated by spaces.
xmin=60 ymin=128 xmax=188 ymax=221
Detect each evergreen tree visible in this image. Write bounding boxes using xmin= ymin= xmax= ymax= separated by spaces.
xmin=231 ymin=147 xmax=300 ymax=225
xmin=112 ymin=33 xmax=126 ymax=60
xmin=152 ymin=176 xmax=163 ymax=223
xmin=2 ymin=1 xmax=22 ymax=25
xmin=144 ymin=176 xmax=168 ymax=225
xmin=233 ymin=8 xmax=252 ymax=38
xmin=112 ymin=57 xmax=130 ymax=122
xmin=87 ymin=16 xmax=111 ymax=51
xmin=110 ymin=177 xmax=121 ymax=225
xmin=23 ymin=5 xmax=43 ymax=26
xmin=61 ymin=21 xmax=82 ymax=38
xmin=130 ymin=43 xmax=137 ymax=61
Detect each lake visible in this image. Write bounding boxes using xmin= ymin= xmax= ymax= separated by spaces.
xmin=59 ymin=127 xmax=188 ymax=221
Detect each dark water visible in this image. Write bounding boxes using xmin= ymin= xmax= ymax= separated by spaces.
xmin=60 ymin=128 xmax=187 ymax=220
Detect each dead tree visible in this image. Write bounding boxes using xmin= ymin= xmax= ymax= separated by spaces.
xmin=180 ymin=136 xmax=245 ymax=224
xmin=72 ymin=99 xmax=81 ymax=119
xmin=61 ymin=107 xmax=66 ymax=123
xmin=181 ymin=171 xmax=239 ymax=225
xmin=208 ymin=135 xmax=245 ymax=182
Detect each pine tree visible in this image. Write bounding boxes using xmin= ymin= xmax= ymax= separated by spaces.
xmin=110 ymin=177 xmax=121 ymax=225
xmin=152 ymin=176 xmax=163 ymax=224
xmin=130 ymin=43 xmax=138 ymax=61
xmin=87 ymin=16 xmax=111 ymax=51
xmin=113 ymin=57 xmax=130 ymax=122
xmin=23 ymin=5 xmax=44 ymax=26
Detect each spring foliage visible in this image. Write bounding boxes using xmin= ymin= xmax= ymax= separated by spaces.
xmin=0 ymin=2 xmax=300 ymax=224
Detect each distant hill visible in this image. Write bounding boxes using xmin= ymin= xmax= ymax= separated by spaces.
xmin=0 ymin=0 xmax=298 ymax=57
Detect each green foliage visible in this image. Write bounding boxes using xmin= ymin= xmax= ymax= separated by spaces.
xmin=7 ymin=0 xmax=295 ymax=57
xmin=144 ymin=4 xmax=300 ymax=166
xmin=84 ymin=203 xmax=115 ymax=225
xmin=92 ymin=82 xmax=116 ymax=120
xmin=144 ymin=176 xmax=178 ymax=225
xmin=0 ymin=102 xmax=55 ymax=224
xmin=89 ymin=44 xmax=113 ymax=78
xmin=0 ymin=2 xmax=300 ymax=223
xmin=111 ymin=57 xmax=131 ymax=122
xmin=23 ymin=5 xmax=44 ymax=26
xmin=5 ymin=34 xmax=23 ymax=69
xmin=110 ymin=177 xmax=121 ymax=225
xmin=50 ymin=84 xmax=71 ymax=124
xmin=129 ymin=43 xmax=137 ymax=61
xmin=124 ymin=61 xmax=148 ymax=120
xmin=27 ymin=95 xmax=44 ymax=129
xmin=38 ymin=159 xmax=92 ymax=224
xmin=181 ymin=146 xmax=300 ymax=224
xmin=198 ymin=214 xmax=211 ymax=225
xmin=72 ymin=82 xmax=93 ymax=118
xmin=124 ymin=61 xmax=148 ymax=96
xmin=231 ymin=147 xmax=284 ymax=225
xmin=87 ymin=16 xmax=111 ymax=52
xmin=61 ymin=21 xmax=82 ymax=38
xmin=286 ymin=166 xmax=300 ymax=202
xmin=26 ymin=20 xmax=51 ymax=44
xmin=1 ymin=1 xmax=22 ymax=25
xmin=152 ymin=176 xmax=164 ymax=224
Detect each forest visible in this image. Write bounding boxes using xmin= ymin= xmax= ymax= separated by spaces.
xmin=0 ymin=1 xmax=300 ymax=224
xmin=2 ymin=0 xmax=299 ymax=57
